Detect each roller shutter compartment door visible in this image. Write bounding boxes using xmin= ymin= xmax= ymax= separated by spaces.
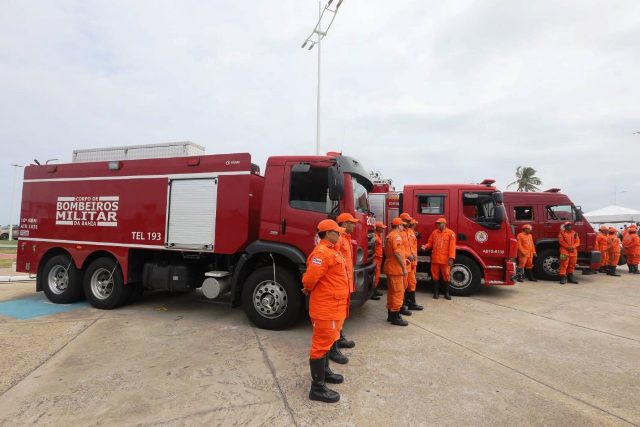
xmin=166 ymin=178 xmax=218 ymax=250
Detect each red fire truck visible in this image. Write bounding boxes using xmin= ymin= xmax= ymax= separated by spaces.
xmin=16 ymin=145 xmax=377 ymax=329
xmin=370 ymin=178 xmax=517 ymax=295
xmin=503 ymin=189 xmax=601 ymax=280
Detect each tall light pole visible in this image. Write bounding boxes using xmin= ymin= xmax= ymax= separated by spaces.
xmin=613 ymin=185 xmax=627 ymax=205
xmin=8 ymin=164 xmax=24 ymax=241
xmin=301 ymin=0 xmax=344 ymax=155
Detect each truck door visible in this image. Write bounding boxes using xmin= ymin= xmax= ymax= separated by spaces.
xmin=166 ymin=178 xmax=218 ymax=250
xmin=280 ymin=163 xmax=334 ymax=256
xmin=542 ymin=203 xmax=577 ymax=240
xmin=512 ymin=204 xmax=537 ymax=239
xmin=413 ymin=191 xmax=450 ymax=241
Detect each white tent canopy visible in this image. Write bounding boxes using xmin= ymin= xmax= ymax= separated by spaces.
xmin=584 ymin=205 xmax=640 ymax=224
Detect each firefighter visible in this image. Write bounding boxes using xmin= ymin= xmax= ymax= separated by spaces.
xmin=402 ymin=215 xmax=423 ymax=310
xmin=396 ymin=213 xmax=414 ymax=316
xmin=371 ymin=221 xmax=386 ymax=300
xmin=516 ymin=224 xmax=537 ymax=282
xmin=607 ymin=226 xmax=622 ymax=276
xmin=558 ymin=222 xmax=580 ymax=284
xmin=302 ymin=219 xmax=350 ymax=403
xmin=384 ymin=218 xmax=409 ymax=326
xmin=421 ymin=218 xmax=456 ymax=300
xmin=595 ymin=225 xmax=610 ymax=273
xmin=329 ymin=212 xmax=359 ymax=364
xmin=622 ymin=225 xmax=640 ymax=273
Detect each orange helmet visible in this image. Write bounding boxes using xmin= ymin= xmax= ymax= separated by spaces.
xmin=317 ymin=219 xmax=345 ymax=233
xmin=522 ymin=224 xmax=532 ymax=230
xmin=375 ymin=221 xmax=387 ymax=229
xmin=400 ymin=212 xmax=413 ymax=221
xmin=336 ymin=213 xmax=358 ymax=224
xmin=608 ymin=227 xmax=617 ymax=233
xmin=629 ymin=225 xmax=638 ymax=232
xmin=391 ymin=218 xmax=404 ymax=226
xmin=435 ymin=218 xmax=447 ymax=224
xmin=599 ymin=225 xmax=608 ymax=231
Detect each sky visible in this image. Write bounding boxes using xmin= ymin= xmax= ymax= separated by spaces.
xmin=1 ymin=0 xmax=639 ymax=225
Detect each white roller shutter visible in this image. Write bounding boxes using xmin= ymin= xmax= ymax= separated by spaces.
xmin=167 ymin=178 xmax=218 ymax=250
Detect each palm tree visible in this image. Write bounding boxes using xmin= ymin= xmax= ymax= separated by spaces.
xmin=507 ymin=166 xmax=542 ymax=192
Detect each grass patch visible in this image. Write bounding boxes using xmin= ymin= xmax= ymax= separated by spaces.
xmin=0 ymin=240 xmax=18 ymax=247
xmin=0 ymin=259 xmax=14 ymax=268
xmin=0 ymin=248 xmax=17 ymax=255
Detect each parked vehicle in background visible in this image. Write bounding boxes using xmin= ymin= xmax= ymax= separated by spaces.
xmin=370 ymin=178 xmax=517 ymax=296
xmin=504 ymin=189 xmax=601 ymax=280
xmin=16 ymin=144 xmax=376 ymax=330
xmin=0 ymin=225 xmax=19 ymax=240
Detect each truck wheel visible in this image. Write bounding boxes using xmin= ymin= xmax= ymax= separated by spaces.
xmin=242 ymin=266 xmax=304 ymax=330
xmin=0 ymin=233 xmax=8 ymax=240
xmin=42 ymin=254 xmax=84 ymax=303
xmin=450 ymin=255 xmax=482 ymax=296
xmin=83 ymin=257 xmax=131 ymax=309
xmin=535 ymin=249 xmax=560 ymax=281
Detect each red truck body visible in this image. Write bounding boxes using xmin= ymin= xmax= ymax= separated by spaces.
xmin=16 ymin=149 xmax=376 ymax=329
xmin=370 ymin=180 xmax=517 ymax=295
xmin=503 ymin=189 xmax=601 ymax=280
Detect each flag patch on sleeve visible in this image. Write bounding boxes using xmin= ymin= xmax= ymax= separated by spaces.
xmin=312 ymin=257 xmax=323 ymax=266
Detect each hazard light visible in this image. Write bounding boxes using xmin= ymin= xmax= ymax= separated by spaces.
xmin=480 ymin=179 xmax=495 ymax=186
xmin=544 ymin=188 xmax=561 ymax=193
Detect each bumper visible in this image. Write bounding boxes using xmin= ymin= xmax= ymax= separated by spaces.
xmin=350 ymin=262 xmax=376 ymax=308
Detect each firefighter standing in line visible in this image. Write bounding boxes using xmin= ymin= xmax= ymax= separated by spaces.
xmin=397 ymin=213 xmax=414 ymax=316
xmin=371 ymin=221 xmax=386 ymax=300
xmin=329 ymin=212 xmax=359 ymax=364
xmin=596 ymin=225 xmax=611 ymax=273
xmin=384 ymin=218 xmax=409 ymax=326
xmin=516 ymin=224 xmax=537 ymax=282
xmin=302 ymin=219 xmax=350 ymax=403
xmin=558 ymin=222 xmax=580 ymax=284
xmin=607 ymin=226 xmax=622 ymax=277
xmin=421 ymin=218 xmax=456 ymax=300
xmin=622 ymin=225 xmax=640 ymax=274
xmin=402 ymin=215 xmax=423 ymax=310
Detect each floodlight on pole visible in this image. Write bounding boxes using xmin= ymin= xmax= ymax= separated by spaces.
xmin=8 ymin=164 xmax=24 ymax=241
xmin=300 ymin=0 xmax=345 ymax=155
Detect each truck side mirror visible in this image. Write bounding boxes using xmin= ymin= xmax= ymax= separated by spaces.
xmin=494 ymin=205 xmax=506 ymax=224
xmin=575 ymin=205 xmax=583 ymax=220
xmin=328 ymin=165 xmax=344 ymax=201
xmin=492 ymin=191 xmax=503 ymax=203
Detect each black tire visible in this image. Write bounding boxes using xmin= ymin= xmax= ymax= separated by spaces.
xmin=0 ymin=233 xmax=8 ymax=240
xmin=534 ymin=248 xmax=560 ymax=281
xmin=450 ymin=255 xmax=483 ymax=296
xmin=83 ymin=257 xmax=131 ymax=309
xmin=42 ymin=254 xmax=84 ymax=303
xmin=241 ymin=266 xmax=304 ymax=330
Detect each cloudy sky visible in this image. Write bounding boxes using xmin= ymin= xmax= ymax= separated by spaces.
xmin=1 ymin=0 xmax=639 ymax=225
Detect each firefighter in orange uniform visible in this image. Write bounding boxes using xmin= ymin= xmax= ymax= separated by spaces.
xmin=330 ymin=212 xmax=359 ymax=363
xmin=421 ymin=218 xmax=456 ymax=300
xmin=384 ymin=218 xmax=409 ymax=326
xmin=371 ymin=221 xmax=386 ymax=300
xmin=401 ymin=214 xmax=423 ymax=310
xmin=558 ymin=222 xmax=580 ymax=284
xmin=607 ymin=226 xmax=622 ymax=277
xmin=397 ymin=213 xmax=415 ymax=315
xmin=595 ymin=225 xmax=610 ymax=273
xmin=302 ymin=219 xmax=350 ymax=403
xmin=516 ymin=224 xmax=537 ymax=282
xmin=622 ymin=225 xmax=640 ymax=274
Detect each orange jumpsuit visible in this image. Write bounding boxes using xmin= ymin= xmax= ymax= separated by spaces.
xmin=559 ymin=230 xmax=580 ymax=275
xmin=302 ymin=240 xmax=350 ymax=359
xmin=337 ymin=232 xmax=354 ymax=293
xmin=622 ymin=232 xmax=640 ymax=265
xmin=608 ymin=233 xmax=621 ymax=267
xmin=595 ymin=232 xmax=610 ymax=267
xmin=425 ymin=228 xmax=457 ymax=282
xmin=406 ymin=228 xmax=418 ymax=292
xmin=373 ymin=232 xmax=383 ymax=288
xmin=399 ymin=229 xmax=412 ymax=290
xmin=516 ymin=232 xmax=536 ymax=269
xmin=383 ymin=229 xmax=406 ymax=312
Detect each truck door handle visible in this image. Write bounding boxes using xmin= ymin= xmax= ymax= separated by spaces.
xmin=458 ymin=233 xmax=467 ymax=241
xmin=281 ymin=219 xmax=287 ymax=235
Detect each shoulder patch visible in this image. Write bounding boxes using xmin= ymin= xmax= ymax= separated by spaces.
xmin=395 ymin=236 xmax=402 ymax=242
xmin=311 ymin=257 xmax=323 ymax=266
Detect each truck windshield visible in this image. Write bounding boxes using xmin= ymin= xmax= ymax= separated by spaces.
xmin=462 ymin=192 xmax=501 ymax=228
xmin=352 ymin=176 xmax=370 ymax=213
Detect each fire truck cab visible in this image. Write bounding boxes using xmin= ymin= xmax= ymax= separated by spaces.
xmin=370 ymin=179 xmax=517 ymax=295
xmin=17 ymin=144 xmax=376 ymax=330
xmin=504 ymin=189 xmax=601 ymax=280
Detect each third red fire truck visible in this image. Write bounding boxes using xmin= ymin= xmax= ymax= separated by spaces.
xmin=370 ymin=178 xmax=517 ymax=295
xmin=16 ymin=143 xmax=377 ymax=330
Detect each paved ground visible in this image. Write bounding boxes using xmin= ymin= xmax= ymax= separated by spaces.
xmin=0 ymin=272 xmax=639 ymax=426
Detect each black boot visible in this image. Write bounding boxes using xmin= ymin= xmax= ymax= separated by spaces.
xmin=389 ymin=311 xmax=408 ymax=326
xmin=444 ymin=282 xmax=452 ymax=300
xmin=609 ymin=266 xmax=621 ymax=277
xmin=328 ymin=342 xmax=348 ymax=365
xmin=370 ymin=291 xmax=381 ymax=300
xmin=309 ymin=358 xmax=340 ymax=403
xmin=559 ymin=275 xmax=567 ymax=284
xmin=387 ymin=310 xmax=392 ymax=322
xmin=627 ymin=265 xmax=633 ymax=273
xmin=526 ymin=269 xmax=538 ymax=282
xmin=337 ymin=331 xmax=355 ymax=349
xmin=374 ymin=288 xmax=383 ymax=297
xmin=406 ymin=291 xmax=424 ymax=311
xmin=633 ymin=265 xmax=640 ymax=274
xmin=400 ymin=305 xmax=412 ymax=316
xmin=598 ymin=266 xmax=607 ymax=273
xmin=567 ymin=273 xmax=579 ymax=284
xmin=324 ymin=355 xmax=344 ymax=384
xmin=433 ymin=280 xmax=440 ymax=299
xmin=516 ymin=267 xmax=524 ymax=283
